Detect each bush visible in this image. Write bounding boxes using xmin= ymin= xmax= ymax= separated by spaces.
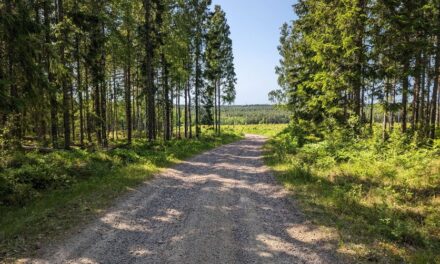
xmin=111 ymin=149 xmax=141 ymax=164
xmin=269 ymin=124 xmax=440 ymax=262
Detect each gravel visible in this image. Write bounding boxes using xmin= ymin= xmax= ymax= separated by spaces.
xmin=27 ymin=135 xmax=344 ymax=264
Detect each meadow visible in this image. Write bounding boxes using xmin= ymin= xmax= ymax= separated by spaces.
xmin=223 ymin=123 xmax=288 ymax=137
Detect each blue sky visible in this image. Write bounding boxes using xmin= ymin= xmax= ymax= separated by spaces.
xmin=210 ymin=0 xmax=297 ymax=105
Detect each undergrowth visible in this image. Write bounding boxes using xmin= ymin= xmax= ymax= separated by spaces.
xmin=0 ymin=131 xmax=241 ymax=262
xmin=266 ymin=121 xmax=440 ymax=263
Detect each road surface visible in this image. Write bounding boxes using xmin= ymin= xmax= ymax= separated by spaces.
xmin=29 ymin=135 xmax=342 ymax=264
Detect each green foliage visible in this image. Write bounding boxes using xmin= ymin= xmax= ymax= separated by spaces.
xmin=221 ymin=105 xmax=290 ymax=125
xmin=267 ymin=125 xmax=440 ymax=263
xmin=0 ymin=131 xmax=241 ymax=261
xmin=274 ymin=0 xmax=440 ymax=141
xmin=224 ymin=124 xmax=287 ymax=138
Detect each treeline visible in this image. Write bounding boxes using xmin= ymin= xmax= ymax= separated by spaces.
xmin=274 ymin=0 xmax=440 ymax=140
xmin=221 ymin=105 xmax=290 ymax=125
xmin=0 ymin=0 xmax=236 ymax=150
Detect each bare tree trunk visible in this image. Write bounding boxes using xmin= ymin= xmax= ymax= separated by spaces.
xmin=402 ymin=60 xmax=409 ymax=133
xmin=184 ymin=78 xmax=189 ymax=138
xmin=143 ymin=0 xmax=156 ymax=141
xmin=59 ymin=0 xmax=70 ymax=149
xmin=430 ymin=35 xmax=440 ymax=139
xmin=369 ymin=87 xmax=374 ymax=131
xmin=171 ymin=85 xmax=174 ymax=139
xmin=390 ymin=82 xmax=396 ymax=131
xmin=413 ymin=54 xmax=422 ymax=130
xmin=70 ymin=76 xmax=75 ymax=143
xmin=44 ymin=0 xmax=58 ymax=147
xmin=189 ymin=84 xmax=193 ymax=139
xmin=112 ymin=59 xmax=118 ymax=140
xmin=383 ymin=81 xmax=389 ymax=140
xmin=214 ymin=80 xmax=217 ymax=132
xmin=101 ymin=49 xmax=108 ymax=147
xmin=85 ymin=67 xmax=92 ymax=143
xmin=177 ymin=87 xmax=181 ymax=139
xmin=76 ymin=32 xmax=84 ymax=146
xmin=125 ymin=45 xmax=132 ymax=144
xmin=195 ymin=41 xmax=201 ymax=138
xmin=162 ymin=54 xmax=171 ymax=141
xmin=217 ymin=79 xmax=221 ymax=134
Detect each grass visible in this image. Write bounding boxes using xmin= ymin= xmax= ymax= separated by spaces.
xmin=0 ymin=131 xmax=242 ymax=262
xmin=265 ymin=126 xmax=440 ymax=263
xmin=223 ymin=124 xmax=288 ymax=137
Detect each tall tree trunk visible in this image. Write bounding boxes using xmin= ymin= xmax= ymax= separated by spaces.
xmin=413 ymin=54 xmax=422 ymax=130
xmin=184 ymin=79 xmax=188 ymax=138
xmin=171 ymin=85 xmax=174 ymax=139
xmin=143 ymin=0 xmax=156 ymax=141
xmin=189 ymin=84 xmax=193 ymax=139
xmin=100 ymin=32 xmax=108 ymax=148
xmin=94 ymin=79 xmax=102 ymax=145
xmin=112 ymin=59 xmax=118 ymax=140
xmin=177 ymin=87 xmax=181 ymax=139
xmin=390 ymin=82 xmax=396 ymax=131
xmin=76 ymin=33 xmax=84 ymax=146
xmin=70 ymin=77 xmax=75 ymax=142
xmin=402 ymin=60 xmax=409 ymax=133
xmin=217 ymin=79 xmax=221 ymax=134
xmin=162 ymin=54 xmax=171 ymax=141
xmin=214 ymin=80 xmax=217 ymax=132
xmin=59 ymin=0 xmax=70 ymax=149
xmin=354 ymin=0 xmax=365 ymax=118
xmin=5 ymin=1 xmax=22 ymax=146
xmin=125 ymin=39 xmax=132 ymax=144
xmin=195 ymin=38 xmax=201 ymax=138
xmin=383 ymin=81 xmax=390 ymax=140
xmin=369 ymin=88 xmax=374 ymax=131
xmin=430 ymin=35 xmax=440 ymax=139
xmin=85 ymin=67 xmax=92 ymax=143
xmin=44 ymin=0 xmax=58 ymax=147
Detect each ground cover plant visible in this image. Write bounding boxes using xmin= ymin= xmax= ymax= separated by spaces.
xmin=0 ymin=132 xmax=241 ymax=262
xmin=266 ymin=123 xmax=440 ymax=263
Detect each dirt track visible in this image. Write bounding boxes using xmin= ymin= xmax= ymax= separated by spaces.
xmin=28 ymin=135 xmax=342 ymax=264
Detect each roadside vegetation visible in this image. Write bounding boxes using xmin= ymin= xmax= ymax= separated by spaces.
xmin=269 ymin=0 xmax=440 ymax=262
xmin=1 ymin=0 xmax=239 ymax=261
xmin=223 ymin=124 xmax=288 ymax=137
xmin=266 ymin=124 xmax=440 ymax=263
xmin=0 ymin=132 xmax=241 ymax=262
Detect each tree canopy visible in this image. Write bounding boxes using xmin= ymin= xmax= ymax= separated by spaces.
xmin=0 ymin=0 xmax=236 ymax=149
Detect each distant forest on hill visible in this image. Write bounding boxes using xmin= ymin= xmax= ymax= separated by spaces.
xmin=221 ymin=105 xmax=290 ymax=125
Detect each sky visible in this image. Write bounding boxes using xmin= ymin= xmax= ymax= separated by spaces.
xmin=210 ymin=0 xmax=297 ymax=105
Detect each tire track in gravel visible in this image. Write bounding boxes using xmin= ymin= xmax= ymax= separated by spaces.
xmin=27 ymin=134 xmax=345 ymax=264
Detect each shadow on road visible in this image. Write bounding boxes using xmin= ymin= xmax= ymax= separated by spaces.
xmin=28 ymin=135 xmax=352 ymax=264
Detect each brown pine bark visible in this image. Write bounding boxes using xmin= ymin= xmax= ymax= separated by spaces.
xmin=430 ymin=35 xmax=440 ymax=139
xmin=58 ymin=0 xmax=70 ymax=149
xmin=402 ymin=60 xmax=409 ymax=133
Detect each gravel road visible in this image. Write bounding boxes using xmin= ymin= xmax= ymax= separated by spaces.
xmin=29 ymin=135 xmax=343 ymax=264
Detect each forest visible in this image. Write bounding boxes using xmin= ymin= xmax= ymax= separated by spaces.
xmin=0 ymin=0 xmax=239 ymax=260
xmin=2 ymin=0 xmax=440 ymax=263
xmin=221 ymin=104 xmax=290 ymax=125
xmin=269 ymin=0 xmax=440 ymax=262
xmin=0 ymin=0 xmax=236 ymax=150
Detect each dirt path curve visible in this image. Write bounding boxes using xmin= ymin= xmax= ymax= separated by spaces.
xmin=29 ymin=135 xmax=343 ymax=264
